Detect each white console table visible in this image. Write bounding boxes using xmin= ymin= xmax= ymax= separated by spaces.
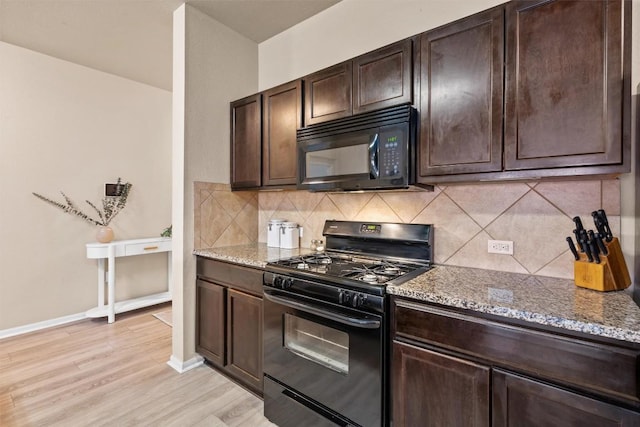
xmin=86 ymin=236 xmax=172 ymax=323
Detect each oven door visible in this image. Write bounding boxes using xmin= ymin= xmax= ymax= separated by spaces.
xmin=263 ymin=287 xmax=384 ymax=427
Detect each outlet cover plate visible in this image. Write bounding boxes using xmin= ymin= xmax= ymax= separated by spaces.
xmin=488 ymin=240 xmax=514 ymax=255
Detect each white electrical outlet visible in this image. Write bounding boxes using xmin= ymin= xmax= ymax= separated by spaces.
xmin=488 ymin=240 xmax=514 ymax=255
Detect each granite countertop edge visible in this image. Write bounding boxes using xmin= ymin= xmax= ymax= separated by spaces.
xmin=387 ymin=286 xmax=640 ymax=344
xmin=194 ymin=244 xmax=640 ymax=345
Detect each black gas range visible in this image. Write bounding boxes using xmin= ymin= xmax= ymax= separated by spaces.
xmin=263 ymin=220 xmax=433 ymax=427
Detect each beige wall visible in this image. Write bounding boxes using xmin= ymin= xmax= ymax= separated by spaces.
xmin=0 ymin=41 xmax=171 ymax=331
xmin=259 ymin=0 xmax=504 ymax=90
xmin=171 ymin=5 xmax=258 ymax=366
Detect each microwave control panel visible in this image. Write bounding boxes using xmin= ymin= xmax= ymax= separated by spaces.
xmin=379 ymin=129 xmax=404 ymax=177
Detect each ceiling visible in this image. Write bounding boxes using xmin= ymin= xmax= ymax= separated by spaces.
xmin=0 ymin=0 xmax=340 ymax=91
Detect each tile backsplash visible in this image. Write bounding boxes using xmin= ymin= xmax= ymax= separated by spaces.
xmin=194 ymin=182 xmax=259 ymax=249
xmin=195 ymin=180 xmax=621 ymax=280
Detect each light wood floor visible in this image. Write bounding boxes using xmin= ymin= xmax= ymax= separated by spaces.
xmin=0 ymin=304 xmax=277 ymax=427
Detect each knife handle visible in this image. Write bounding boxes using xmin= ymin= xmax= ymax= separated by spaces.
xmin=573 ymin=229 xmax=584 ymax=252
xmin=566 ymin=237 xmax=579 ymax=260
xmin=595 ymin=233 xmax=609 ymax=256
xmin=591 ymin=211 xmax=606 ymax=236
xmin=573 ymin=216 xmax=585 ymax=232
xmin=589 ymin=241 xmax=601 ymax=264
xmin=582 ymin=239 xmax=593 ymax=262
xmin=579 ymin=229 xmax=589 ymax=249
xmin=597 ymin=209 xmax=614 ymax=242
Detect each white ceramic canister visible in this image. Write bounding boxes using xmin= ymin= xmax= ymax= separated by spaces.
xmin=267 ymin=219 xmax=287 ymax=248
xmin=280 ymin=222 xmax=302 ymax=249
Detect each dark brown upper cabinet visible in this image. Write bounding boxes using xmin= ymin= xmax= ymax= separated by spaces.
xmin=262 ymin=80 xmax=301 ymax=187
xmin=353 ymin=38 xmax=413 ymax=115
xmin=304 ymin=39 xmax=414 ymax=126
xmin=230 ymin=80 xmax=301 ymax=190
xmin=418 ymin=0 xmax=630 ymax=184
xmin=418 ymin=7 xmax=504 ymax=178
xmin=304 ymin=62 xmax=352 ymax=126
xmin=504 ymin=0 xmax=625 ymax=171
xmin=230 ymin=94 xmax=262 ymax=190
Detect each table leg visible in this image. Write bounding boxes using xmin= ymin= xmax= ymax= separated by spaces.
xmin=97 ymin=258 xmax=105 ymax=307
xmin=107 ymin=244 xmax=116 ymax=323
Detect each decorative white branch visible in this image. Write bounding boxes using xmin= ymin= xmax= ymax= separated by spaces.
xmin=33 ymin=178 xmax=132 ymax=227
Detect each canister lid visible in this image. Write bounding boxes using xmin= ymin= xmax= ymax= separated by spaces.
xmin=281 ymin=222 xmax=299 ymax=228
xmin=269 ymin=218 xmax=287 ymax=224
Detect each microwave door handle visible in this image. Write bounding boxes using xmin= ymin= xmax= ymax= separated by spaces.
xmin=369 ymin=133 xmax=379 ymax=179
xmin=264 ymin=290 xmax=381 ymax=329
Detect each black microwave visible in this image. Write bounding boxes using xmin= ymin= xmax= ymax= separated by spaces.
xmin=297 ymin=105 xmax=424 ymax=192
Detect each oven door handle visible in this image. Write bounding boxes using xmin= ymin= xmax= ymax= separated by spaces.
xmin=263 ymin=290 xmax=381 ymax=329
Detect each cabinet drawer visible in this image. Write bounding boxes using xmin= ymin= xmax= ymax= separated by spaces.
xmin=197 ymin=258 xmax=263 ymax=296
xmin=394 ymin=298 xmax=640 ymax=404
xmin=124 ymin=239 xmax=172 ymax=256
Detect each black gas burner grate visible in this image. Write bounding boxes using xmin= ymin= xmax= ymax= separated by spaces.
xmin=270 ymin=252 xmax=421 ymax=284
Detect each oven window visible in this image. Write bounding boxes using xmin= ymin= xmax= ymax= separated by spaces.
xmin=284 ymin=314 xmax=349 ymax=374
xmin=306 ymin=144 xmax=369 ymax=178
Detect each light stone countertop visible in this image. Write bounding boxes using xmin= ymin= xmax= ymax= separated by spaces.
xmin=388 ymin=265 xmax=640 ymax=344
xmin=194 ymin=243 xmax=640 ymax=344
xmin=194 ymin=244 xmax=313 ymax=269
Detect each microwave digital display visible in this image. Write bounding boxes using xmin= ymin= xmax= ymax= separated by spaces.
xmin=380 ymin=129 xmax=404 ymax=178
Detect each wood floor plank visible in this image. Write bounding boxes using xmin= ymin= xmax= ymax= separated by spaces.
xmin=0 ymin=303 xmax=275 ymax=426
xmin=0 ymin=329 xmax=71 ymax=355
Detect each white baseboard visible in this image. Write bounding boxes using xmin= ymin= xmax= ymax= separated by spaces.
xmin=167 ymin=354 xmax=204 ymax=373
xmin=0 ymin=312 xmax=87 ymax=340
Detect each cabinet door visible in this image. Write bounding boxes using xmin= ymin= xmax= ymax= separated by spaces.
xmin=262 ymin=80 xmax=301 ymax=187
xmin=226 ymin=289 xmax=263 ymax=393
xmin=304 ymin=61 xmax=352 ymax=126
xmin=196 ymin=279 xmax=226 ymax=366
xmin=392 ymin=340 xmax=490 ymax=427
xmin=504 ymin=0 xmax=623 ymax=171
xmin=353 ymin=39 xmax=413 ymax=115
xmin=230 ymin=94 xmax=262 ymax=189
xmin=493 ymin=369 xmax=640 ymax=426
xmin=418 ymin=7 xmax=504 ymax=178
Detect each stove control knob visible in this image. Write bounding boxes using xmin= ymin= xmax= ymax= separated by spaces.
xmin=282 ymin=278 xmax=293 ymax=290
xmin=338 ymin=290 xmax=349 ymax=305
xmin=273 ymin=276 xmax=283 ymax=288
xmin=351 ymin=293 xmax=365 ymax=308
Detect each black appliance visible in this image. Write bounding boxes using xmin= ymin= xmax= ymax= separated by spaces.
xmin=297 ymin=105 xmax=432 ymax=192
xmin=263 ymin=220 xmax=433 ymax=427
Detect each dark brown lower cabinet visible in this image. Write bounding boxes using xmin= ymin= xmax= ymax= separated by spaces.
xmin=393 ymin=341 xmax=490 ymax=427
xmin=196 ymin=279 xmax=225 ymax=365
xmin=226 ymin=289 xmax=262 ymax=391
xmin=196 ymin=258 xmax=264 ymax=395
xmin=493 ymin=369 xmax=640 ymax=427
xmin=391 ymin=297 xmax=640 ymax=426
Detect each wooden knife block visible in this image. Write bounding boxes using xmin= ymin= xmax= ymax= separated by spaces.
xmin=574 ymin=237 xmax=631 ymax=292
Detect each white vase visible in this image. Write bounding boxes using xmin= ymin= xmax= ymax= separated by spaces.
xmin=96 ymin=226 xmax=114 ymax=243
